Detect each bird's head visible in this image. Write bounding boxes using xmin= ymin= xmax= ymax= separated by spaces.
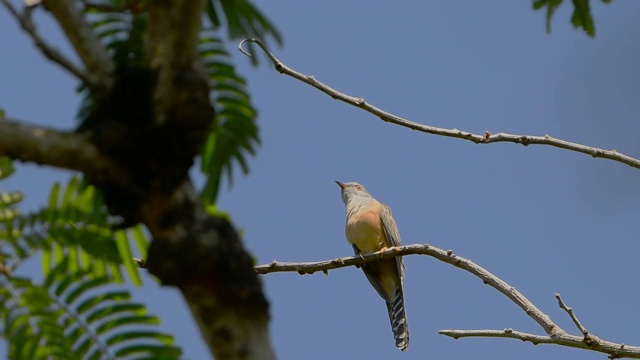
xmin=335 ymin=181 xmax=372 ymax=205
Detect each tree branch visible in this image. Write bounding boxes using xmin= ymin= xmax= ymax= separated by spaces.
xmin=145 ymin=0 xmax=209 ymax=125
xmin=42 ymin=0 xmax=114 ymax=92
xmin=239 ymin=38 xmax=640 ymax=170
xmin=1 ymin=0 xmax=90 ymax=84
xmin=255 ymin=244 xmax=640 ymax=358
xmin=0 ymin=117 xmax=120 ymax=181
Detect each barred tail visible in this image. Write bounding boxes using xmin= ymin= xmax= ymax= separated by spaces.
xmin=386 ymin=286 xmax=409 ymax=351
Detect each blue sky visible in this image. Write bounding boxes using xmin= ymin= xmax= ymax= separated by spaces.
xmin=3 ymin=1 xmax=640 ymax=359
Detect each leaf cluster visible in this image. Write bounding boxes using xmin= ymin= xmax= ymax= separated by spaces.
xmin=533 ymin=0 xmax=612 ymax=37
xmin=1 ymin=160 xmax=178 ymax=359
xmin=82 ymin=0 xmax=282 ymax=204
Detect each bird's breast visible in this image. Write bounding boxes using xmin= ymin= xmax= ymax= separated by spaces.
xmin=345 ymin=207 xmax=386 ymax=253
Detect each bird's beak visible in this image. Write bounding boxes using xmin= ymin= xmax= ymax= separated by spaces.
xmin=335 ymin=181 xmax=346 ymax=190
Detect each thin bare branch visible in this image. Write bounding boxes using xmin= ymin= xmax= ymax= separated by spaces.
xmin=42 ymin=0 xmax=114 ymax=91
xmin=1 ymin=0 xmax=91 ymax=84
xmin=556 ymin=293 xmax=591 ymax=337
xmin=255 ymin=244 xmax=640 ymax=358
xmin=256 ymin=244 xmax=557 ymax=333
xmin=439 ymin=328 xmax=639 ymax=359
xmin=440 ymin=328 xmax=564 ymax=344
xmin=239 ymin=38 xmax=640 ymax=171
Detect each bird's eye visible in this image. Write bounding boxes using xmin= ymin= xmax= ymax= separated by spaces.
xmin=356 ymin=185 xmax=362 ymax=190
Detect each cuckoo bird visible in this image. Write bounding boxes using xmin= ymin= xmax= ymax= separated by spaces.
xmin=335 ymin=181 xmax=409 ymax=351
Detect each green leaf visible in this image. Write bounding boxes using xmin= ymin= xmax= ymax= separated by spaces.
xmin=570 ymin=0 xmax=595 ymax=37
xmin=532 ymin=0 xmax=608 ymax=37
xmin=95 ymin=315 xmax=160 ymax=334
xmin=44 ymin=257 xmax=69 ymax=289
xmin=65 ymin=276 xmax=111 ymax=304
xmin=76 ymin=291 xmax=131 ymax=314
xmin=115 ymin=230 xmax=143 ymax=286
xmin=0 ymin=157 xmax=15 ymax=179
xmin=209 ymin=0 xmax=283 ymax=46
xmin=114 ymin=344 xmax=182 ymax=358
xmin=535 ymin=0 xmax=564 ymax=34
xmin=106 ymin=330 xmax=175 ymax=346
xmin=0 ymin=191 xmax=22 ymax=208
xmin=204 ymin=204 xmax=232 ymax=221
xmin=86 ymin=303 xmax=147 ymax=324
xmin=47 ymin=182 xmax=61 ymax=222
xmin=130 ymin=225 xmax=149 ymax=259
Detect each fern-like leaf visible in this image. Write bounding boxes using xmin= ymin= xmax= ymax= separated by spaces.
xmin=0 ymin=175 xmax=150 ymax=285
xmin=199 ymin=31 xmax=260 ymax=204
xmin=37 ymin=177 xmax=149 ymax=285
xmin=1 ymin=259 xmax=181 ymax=360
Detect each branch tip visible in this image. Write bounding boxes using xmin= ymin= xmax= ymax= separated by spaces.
xmin=133 ymin=257 xmax=146 ymax=268
xmin=238 ymin=38 xmax=256 ymax=57
xmin=239 ymin=38 xmax=280 ymax=65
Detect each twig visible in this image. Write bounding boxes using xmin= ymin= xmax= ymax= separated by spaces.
xmin=42 ymin=0 xmax=114 ymax=92
xmin=556 ymin=293 xmax=592 ymax=338
xmin=132 ymin=257 xmax=146 ymax=268
xmin=239 ymin=38 xmax=640 ymax=171
xmin=255 ymin=245 xmax=640 ymax=358
xmin=438 ymin=328 xmax=637 ymax=358
xmin=1 ymin=0 xmax=91 ymax=84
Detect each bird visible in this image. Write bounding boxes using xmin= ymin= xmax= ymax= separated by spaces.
xmin=335 ymin=181 xmax=409 ymax=351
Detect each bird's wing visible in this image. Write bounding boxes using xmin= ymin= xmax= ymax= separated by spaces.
xmin=351 ymin=244 xmax=391 ymax=302
xmin=380 ymin=204 xmax=410 ymax=350
xmin=380 ymin=204 xmax=405 ymax=278
xmin=380 ymin=204 xmax=402 ymax=248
